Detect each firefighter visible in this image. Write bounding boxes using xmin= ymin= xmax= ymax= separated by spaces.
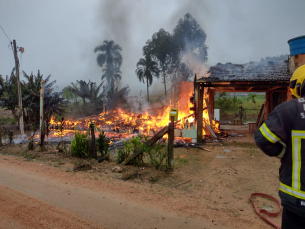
xmin=255 ymin=64 xmax=305 ymax=228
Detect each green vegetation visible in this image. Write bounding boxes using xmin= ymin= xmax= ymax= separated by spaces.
xmin=96 ymin=130 xmax=109 ymax=159
xmin=0 ymin=117 xmax=15 ymax=124
xmin=142 ymin=13 xmax=208 ymax=97
xmin=116 ymin=135 xmax=168 ymax=169
xmin=71 ymin=132 xmax=89 ymax=158
xmin=145 ymin=142 xmax=167 ymax=170
xmin=135 ymin=55 xmax=160 ymax=101
xmin=116 ymin=136 xmax=143 ymax=166
xmin=214 ymin=92 xmax=265 ymax=121
xmin=0 ymin=70 xmax=67 ymax=126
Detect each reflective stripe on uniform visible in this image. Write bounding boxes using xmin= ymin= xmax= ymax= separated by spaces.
xmin=280 ymin=182 xmax=305 ymax=199
xmin=259 ymin=123 xmax=280 ymax=143
xmin=291 ymin=131 xmax=305 ymax=190
xmin=276 ymin=145 xmax=286 ymax=159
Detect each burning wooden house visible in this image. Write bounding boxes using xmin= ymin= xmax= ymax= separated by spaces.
xmin=193 ymin=35 xmax=305 ymax=142
xmin=38 ymin=36 xmax=305 ymax=146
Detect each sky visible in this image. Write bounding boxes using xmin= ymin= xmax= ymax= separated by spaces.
xmin=0 ymin=0 xmax=304 ymax=96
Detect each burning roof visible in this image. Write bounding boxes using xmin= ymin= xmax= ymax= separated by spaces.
xmin=197 ymin=60 xmax=291 ymax=82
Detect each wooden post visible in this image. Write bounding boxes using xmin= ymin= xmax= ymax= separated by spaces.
xmin=208 ymin=89 xmax=215 ymax=120
xmin=90 ymin=122 xmax=96 ymax=159
xmin=0 ymin=121 xmax=2 ymax=146
xmin=265 ymin=92 xmax=270 ymax=121
xmin=40 ymin=80 xmax=45 ymax=148
xmin=40 ymin=80 xmax=45 ymax=131
xmin=167 ymin=116 xmax=174 ymax=169
xmin=194 ymin=74 xmax=197 ymax=122
xmin=40 ymin=121 xmax=45 ymax=149
xmin=287 ymin=86 xmax=292 ymax=101
xmin=197 ymin=85 xmax=204 ymax=143
xmin=13 ymin=40 xmax=24 ymax=136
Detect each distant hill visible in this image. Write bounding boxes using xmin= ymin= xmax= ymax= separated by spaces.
xmin=260 ymin=54 xmax=289 ymax=62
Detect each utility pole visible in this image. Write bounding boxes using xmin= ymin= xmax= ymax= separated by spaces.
xmin=13 ymin=40 xmax=24 ymax=136
xmin=40 ymin=80 xmax=45 ymax=148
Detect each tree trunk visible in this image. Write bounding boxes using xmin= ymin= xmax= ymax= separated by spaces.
xmin=163 ymin=71 xmax=167 ymax=97
xmin=12 ymin=108 xmax=18 ymax=125
xmin=146 ymin=77 xmax=149 ymax=102
xmin=0 ymin=121 xmax=2 ymax=147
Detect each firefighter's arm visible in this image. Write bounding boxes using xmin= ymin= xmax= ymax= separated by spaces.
xmin=254 ymin=123 xmax=286 ymax=159
xmin=254 ymin=105 xmax=293 ymax=159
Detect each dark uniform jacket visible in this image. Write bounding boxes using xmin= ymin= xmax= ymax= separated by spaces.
xmin=255 ymin=97 xmax=305 ymax=216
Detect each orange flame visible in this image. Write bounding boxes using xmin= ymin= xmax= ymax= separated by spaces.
xmin=48 ymin=87 xmax=219 ymax=138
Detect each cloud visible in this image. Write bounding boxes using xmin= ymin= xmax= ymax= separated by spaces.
xmin=0 ymin=0 xmax=304 ymax=96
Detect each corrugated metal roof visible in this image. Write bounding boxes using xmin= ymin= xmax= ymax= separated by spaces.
xmin=197 ymin=61 xmax=291 ymax=82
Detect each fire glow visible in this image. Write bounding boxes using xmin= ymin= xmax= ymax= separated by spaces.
xmin=47 ymin=90 xmax=219 ymax=142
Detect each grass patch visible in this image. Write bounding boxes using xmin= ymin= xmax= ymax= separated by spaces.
xmin=24 ymin=153 xmax=35 ymax=160
xmin=0 ymin=117 xmax=16 ymax=124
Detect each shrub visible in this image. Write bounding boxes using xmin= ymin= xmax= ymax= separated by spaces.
xmin=27 ymin=137 xmax=34 ymax=150
xmin=116 ymin=148 xmax=129 ymax=164
xmin=71 ymin=132 xmax=88 ymax=158
xmin=115 ymin=136 xmax=143 ymax=166
xmin=145 ymin=143 xmax=167 ymax=169
xmin=115 ymin=135 xmax=167 ymax=168
xmin=96 ymin=130 xmax=109 ymax=158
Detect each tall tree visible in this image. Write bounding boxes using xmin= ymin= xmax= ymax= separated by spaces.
xmin=94 ymin=40 xmax=123 ymax=85
xmin=143 ymin=29 xmax=179 ymax=97
xmin=173 ymin=13 xmax=208 ymax=63
xmin=65 ymin=80 xmax=105 ymax=116
xmin=0 ymin=70 xmax=19 ymax=122
xmin=135 ymin=55 xmax=160 ymax=101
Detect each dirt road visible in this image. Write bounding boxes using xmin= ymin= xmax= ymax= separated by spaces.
xmin=0 ymin=130 xmax=282 ymax=229
xmin=0 ymin=155 xmax=210 ymax=229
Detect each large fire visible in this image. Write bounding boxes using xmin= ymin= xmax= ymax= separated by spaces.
xmin=46 ymin=85 xmax=219 ymax=142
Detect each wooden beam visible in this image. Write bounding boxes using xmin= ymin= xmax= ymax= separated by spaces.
xmin=214 ymin=89 xmax=287 ymax=92
xmin=265 ymin=92 xmax=270 ymax=120
xmin=197 ymin=85 xmax=204 ymax=143
xmin=167 ymin=116 xmax=174 ymax=169
xmin=256 ymin=104 xmax=265 ymax=128
xmin=269 ymin=86 xmax=282 ymax=90
xmin=208 ymin=89 xmax=214 ymax=121
xmin=287 ymin=86 xmax=292 ymax=101
xmin=204 ymin=120 xmax=217 ymax=138
xmin=205 ymin=98 xmax=213 ymax=128
xmin=201 ymin=83 xmax=289 ymax=88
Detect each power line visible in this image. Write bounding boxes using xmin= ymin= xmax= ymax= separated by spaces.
xmin=0 ymin=24 xmax=11 ymax=42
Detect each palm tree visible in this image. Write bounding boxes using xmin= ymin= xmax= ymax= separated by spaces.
xmin=66 ymin=80 xmax=105 ymax=115
xmin=106 ymin=84 xmax=130 ymax=111
xmin=22 ymin=70 xmax=64 ymax=125
xmin=135 ymin=55 xmax=160 ymax=101
xmin=87 ymin=81 xmax=104 ymax=103
xmin=94 ymin=40 xmax=123 ymax=85
xmin=68 ymin=80 xmax=90 ymax=105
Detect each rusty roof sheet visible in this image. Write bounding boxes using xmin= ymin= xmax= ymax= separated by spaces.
xmin=197 ymin=61 xmax=292 ymax=82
